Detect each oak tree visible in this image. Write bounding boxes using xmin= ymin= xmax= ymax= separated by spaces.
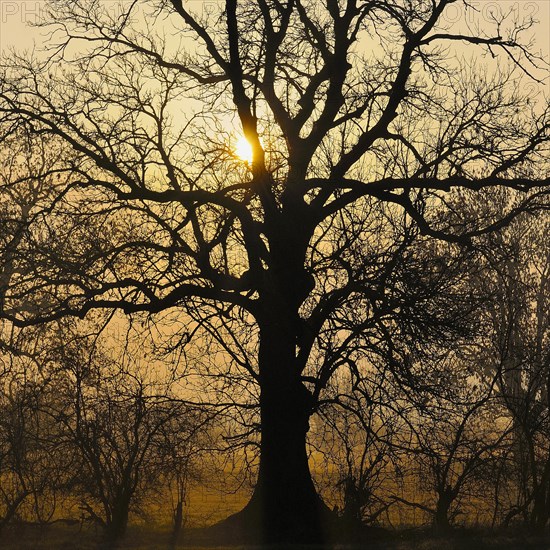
xmin=0 ymin=0 xmax=548 ymax=542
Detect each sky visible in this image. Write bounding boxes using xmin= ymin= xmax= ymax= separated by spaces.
xmin=1 ymin=0 xmax=549 ymax=57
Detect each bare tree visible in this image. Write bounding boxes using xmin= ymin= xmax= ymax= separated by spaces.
xmin=38 ymin=330 xmax=199 ymax=546
xmin=478 ymin=207 xmax=550 ymax=531
xmin=0 ymin=0 xmax=548 ymax=542
xmin=157 ymin=404 xmax=212 ymax=547
xmin=312 ymin=364 xmax=401 ymax=533
xmin=0 ymin=369 xmax=64 ymax=533
xmin=394 ymin=368 xmax=508 ymax=534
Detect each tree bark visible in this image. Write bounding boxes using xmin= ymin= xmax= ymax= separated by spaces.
xmin=170 ymin=500 xmax=184 ymax=548
xmin=433 ymin=490 xmax=453 ymax=534
xmin=255 ymin=315 xmax=330 ymax=539
xmin=218 ymin=297 xmax=331 ymax=543
xmin=213 ymin=215 xmax=334 ymax=543
xmin=530 ymin=480 xmax=550 ymax=532
xmin=104 ymin=495 xmax=130 ymax=546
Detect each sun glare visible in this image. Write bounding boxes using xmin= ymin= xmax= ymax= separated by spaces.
xmin=235 ymin=135 xmax=253 ymax=164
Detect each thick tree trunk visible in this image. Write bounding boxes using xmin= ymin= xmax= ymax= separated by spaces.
xmin=249 ymin=373 xmax=325 ymax=541
xmin=241 ymin=404 xmax=328 ymax=542
xmin=251 ymin=319 xmax=330 ymax=542
xmin=217 ymin=307 xmax=332 ymax=543
xmin=214 ymin=219 xmax=334 ymax=543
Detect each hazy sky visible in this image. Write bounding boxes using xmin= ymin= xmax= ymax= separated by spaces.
xmin=1 ymin=0 xmax=549 ymax=58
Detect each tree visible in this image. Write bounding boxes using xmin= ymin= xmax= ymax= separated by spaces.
xmin=395 ymin=367 xmax=508 ymax=534
xmin=479 ymin=207 xmax=550 ymax=530
xmin=0 ymin=368 xmax=64 ymax=533
xmin=0 ymin=0 xmax=548 ymax=543
xmin=40 ymin=331 xmax=200 ymax=545
xmin=158 ymin=402 xmax=211 ymax=547
xmin=312 ymin=363 xmax=402 ymax=533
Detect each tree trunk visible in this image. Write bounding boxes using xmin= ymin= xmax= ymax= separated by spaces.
xmin=104 ymin=496 xmax=130 ymax=547
xmin=530 ymin=482 xmax=549 ymax=532
xmin=217 ymin=308 xmax=331 ymax=543
xmin=251 ymin=374 xmax=325 ymax=541
xmin=213 ymin=220 xmax=334 ymax=543
xmin=171 ymin=500 xmax=184 ymax=548
xmin=433 ymin=490 xmax=453 ymax=534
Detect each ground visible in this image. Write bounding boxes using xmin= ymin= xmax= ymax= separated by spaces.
xmin=0 ymin=524 xmax=549 ymax=550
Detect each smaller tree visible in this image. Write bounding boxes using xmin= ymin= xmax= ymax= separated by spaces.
xmin=0 ymin=373 xmax=62 ymax=532
xmin=479 ymin=209 xmax=550 ymax=531
xmin=158 ymin=408 xmax=212 ymax=547
xmin=391 ymin=356 xmax=508 ymax=534
xmin=41 ymin=330 xmax=201 ymax=545
xmin=312 ymin=364 xmax=401 ymax=532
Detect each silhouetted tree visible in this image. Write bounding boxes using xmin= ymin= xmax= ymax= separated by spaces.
xmin=478 ymin=208 xmax=550 ymax=531
xmin=158 ymin=406 xmax=212 ymax=547
xmin=312 ymin=363 xmax=401 ymax=531
xmin=0 ymin=373 xmax=62 ymax=533
xmin=396 ymin=367 xmax=508 ymax=533
xmin=0 ymin=0 xmax=548 ymax=542
xmin=38 ymin=331 xmax=199 ymax=545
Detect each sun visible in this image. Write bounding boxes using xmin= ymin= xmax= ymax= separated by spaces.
xmin=234 ymin=135 xmax=253 ymax=164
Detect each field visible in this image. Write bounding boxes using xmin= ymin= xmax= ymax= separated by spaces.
xmin=0 ymin=485 xmax=547 ymax=549
xmin=0 ymin=523 xmax=549 ymax=550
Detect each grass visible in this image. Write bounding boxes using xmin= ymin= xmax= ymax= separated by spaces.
xmin=0 ymin=523 xmax=549 ymax=550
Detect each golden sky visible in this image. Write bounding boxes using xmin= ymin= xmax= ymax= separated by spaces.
xmin=1 ymin=0 xmax=549 ymax=58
